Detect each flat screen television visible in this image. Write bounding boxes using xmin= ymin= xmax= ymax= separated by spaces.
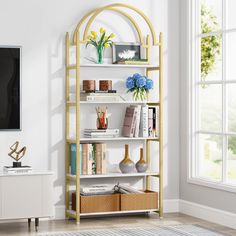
xmin=0 ymin=47 xmax=21 ymax=130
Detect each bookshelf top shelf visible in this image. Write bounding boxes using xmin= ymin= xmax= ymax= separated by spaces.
xmin=67 ymin=172 xmax=159 ymax=180
xmin=67 ymin=137 xmax=159 ymax=143
xmin=67 ymin=101 xmax=160 ymax=105
xmin=67 ymin=64 xmax=159 ymax=69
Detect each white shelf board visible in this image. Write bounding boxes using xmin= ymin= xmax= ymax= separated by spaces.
xmin=67 ymin=137 xmax=159 ymax=143
xmin=67 ymin=64 xmax=159 ymax=69
xmin=67 ymin=101 xmax=159 ymax=105
xmin=67 ymin=209 xmax=159 ymax=217
xmin=67 ymin=172 xmax=159 ymax=180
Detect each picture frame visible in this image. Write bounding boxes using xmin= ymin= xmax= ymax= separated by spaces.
xmin=112 ymin=42 xmax=145 ymax=64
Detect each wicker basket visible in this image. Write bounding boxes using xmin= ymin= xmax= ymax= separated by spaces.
xmin=72 ymin=193 xmax=120 ymax=213
xmin=120 ymin=190 xmax=158 ymax=211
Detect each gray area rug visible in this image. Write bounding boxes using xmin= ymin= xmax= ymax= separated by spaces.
xmin=40 ymin=224 xmax=227 ymax=236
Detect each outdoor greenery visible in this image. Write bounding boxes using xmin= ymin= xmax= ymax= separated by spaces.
xmin=200 ymin=2 xmax=236 ymax=181
xmin=201 ymin=3 xmax=221 ymax=81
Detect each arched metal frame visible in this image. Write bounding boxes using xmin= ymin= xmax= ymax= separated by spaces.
xmin=65 ymin=3 xmax=163 ymax=224
xmin=72 ymin=3 xmax=158 ymax=46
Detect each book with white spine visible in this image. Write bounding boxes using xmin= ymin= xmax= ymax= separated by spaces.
xmin=140 ymin=105 xmax=148 ymax=137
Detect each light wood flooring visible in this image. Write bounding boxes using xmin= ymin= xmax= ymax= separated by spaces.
xmin=0 ymin=213 xmax=235 ymax=236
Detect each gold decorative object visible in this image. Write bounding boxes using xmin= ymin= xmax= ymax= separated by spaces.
xmin=119 ymin=144 xmax=135 ymax=173
xmin=135 ymin=148 xmax=148 ymax=173
xmin=8 ymin=141 xmax=26 ymax=167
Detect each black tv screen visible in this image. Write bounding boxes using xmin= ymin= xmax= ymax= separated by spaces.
xmin=0 ymin=47 xmax=21 ymax=130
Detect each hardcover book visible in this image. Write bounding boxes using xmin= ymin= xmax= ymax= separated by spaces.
xmin=140 ymin=105 xmax=148 ymax=137
xmin=122 ymin=106 xmax=138 ymax=137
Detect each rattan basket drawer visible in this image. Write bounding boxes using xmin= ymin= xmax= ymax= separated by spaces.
xmin=120 ymin=190 xmax=158 ymax=211
xmin=80 ymin=194 xmax=120 ymax=213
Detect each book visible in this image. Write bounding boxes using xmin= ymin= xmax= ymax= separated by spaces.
xmin=101 ymin=143 xmax=107 ymax=174
xmin=122 ymin=106 xmax=138 ymax=137
xmin=70 ymin=144 xmax=82 ymax=175
xmin=82 ymin=144 xmax=88 ymax=175
xmin=92 ymin=144 xmax=96 ymax=174
xmin=148 ymin=107 xmax=154 ymax=137
xmin=87 ymin=144 xmax=93 ymax=175
xmin=80 ymin=92 xmax=121 ymax=102
xmin=130 ymin=105 xmax=141 ymax=137
xmin=84 ymin=129 xmax=120 ymax=138
xmin=95 ymin=143 xmax=102 ymax=174
xmin=80 ymin=184 xmax=114 ymax=193
xmin=84 ymin=129 xmax=119 ymax=134
xmin=140 ymin=105 xmax=149 ymax=137
xmin=148 ymin=106 xmax=159 ymax=137
xmin=3 ymin=166 xmax=32 ymax=174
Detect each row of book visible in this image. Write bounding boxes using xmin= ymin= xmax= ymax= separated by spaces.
xmin=70 ymin=143 xmax=106 ymax=175
xmin=122 ymin=105 xmax=159 ymax=138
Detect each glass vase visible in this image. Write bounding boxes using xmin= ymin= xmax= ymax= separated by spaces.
xmin=96 ymin=45 xmax=104 ymax=64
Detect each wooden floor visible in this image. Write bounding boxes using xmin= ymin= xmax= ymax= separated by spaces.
xmin=0 ymin=213 xmax=235 ymax=236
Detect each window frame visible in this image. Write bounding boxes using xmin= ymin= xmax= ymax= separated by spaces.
xmin=188 ymin=0 xmax=236 ymax=193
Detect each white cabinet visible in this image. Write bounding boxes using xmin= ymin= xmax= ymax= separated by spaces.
xmin=0 ymin=172 xmax=53 ymax=230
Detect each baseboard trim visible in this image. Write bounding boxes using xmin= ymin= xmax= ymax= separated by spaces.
xmin=179 ymin=200 xmax=236 ymax=229
xmin=164 ymin=199 xmax=180 ymax=213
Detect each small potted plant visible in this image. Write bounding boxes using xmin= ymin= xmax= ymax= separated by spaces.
xmin=126 ymin=73 xmax=153 ymax=101
xmin=86 ymin=27 xmax=115 ymax=64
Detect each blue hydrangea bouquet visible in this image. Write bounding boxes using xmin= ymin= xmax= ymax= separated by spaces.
xmin=126 ymin=73 xmax=154 ymax=101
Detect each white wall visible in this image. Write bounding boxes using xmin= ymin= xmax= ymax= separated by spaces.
xmin=0 ymin=0 xmax=180 ymax=217
xmin=179 ymin=0 xmax=236 ymax=214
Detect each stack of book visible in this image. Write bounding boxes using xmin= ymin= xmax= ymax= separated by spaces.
xmin=80 ymin=91 xmax=122 ymax=102
xmin=84 ymin=129 xmax=119 ymax=138
xmin=80 ymin=184 xmax=115 ymax=196
xmin=70 ymin=143 xmax=107 ymax=175
xmin=122 ymin=105 xmax=159 ymax=138
xmin=3 ymin=166 xmax=32 ymax=174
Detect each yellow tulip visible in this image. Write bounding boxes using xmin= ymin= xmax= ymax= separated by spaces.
xmin=109 ymin=33 xmax=115 ymax=38
xmin=91 ymin=31 xmax=97 ymax=39
xmin=100 ymin=27 xmax=106 ymax=34
xmin=87 ymin=35 xmax=92 ymax=40
xmin=104 ymin=42 xmax=109 ymax=48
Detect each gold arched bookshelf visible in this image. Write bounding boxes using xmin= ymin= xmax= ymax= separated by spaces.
xmin=65 ymin=3 xmax=163 ymax=224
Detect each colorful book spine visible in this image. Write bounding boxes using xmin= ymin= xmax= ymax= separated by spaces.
xmin=70 ymin=144 xmax=82 ymax=175
xmin=95 ymin=143 xmax=102 ymax=174
xmin=102 ymin=143 xmax=107 ymax=174
xmin=148 ymin=107 xmax=154 ymax=137
xmin=82 ymin=144 xmax=88 ymax=175
xmin=131 ymin=105 xmax=141 ymax=137
xmin=122 ymin=106 xmax=138 ymax=137
xmin=92 ymin=144 xmax=96 ymax=175
xmin=87 ymin=144 xmax=93 ymax=175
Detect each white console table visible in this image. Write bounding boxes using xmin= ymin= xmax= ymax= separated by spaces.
xmin=0 ymin=171 xmax=53 ymax=231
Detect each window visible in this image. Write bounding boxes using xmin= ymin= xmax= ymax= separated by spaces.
xmin=190 ymin=0 xmax=236 ymax=189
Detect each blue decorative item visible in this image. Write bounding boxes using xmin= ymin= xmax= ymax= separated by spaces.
xmin=126 ymin=73 xmax=154 ymax=101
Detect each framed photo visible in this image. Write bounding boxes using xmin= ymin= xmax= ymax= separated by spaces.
xmin=112 ymin=42 xmax=144 ymax=63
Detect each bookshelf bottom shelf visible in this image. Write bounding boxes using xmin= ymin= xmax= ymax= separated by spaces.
xmin=67 ymin=209 xmax=159 ymax=217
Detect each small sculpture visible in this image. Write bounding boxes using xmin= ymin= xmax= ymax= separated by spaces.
xmin=8 ymin=141 xmax=27 ymax=167
xmin=119 ymin=144 xmax=135 ymax=173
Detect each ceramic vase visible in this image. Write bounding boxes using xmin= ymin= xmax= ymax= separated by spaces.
xmin=135 ymin=148 xmax=148 ymax=173
xmin=119 ymin=144 xmax=135 ymax=173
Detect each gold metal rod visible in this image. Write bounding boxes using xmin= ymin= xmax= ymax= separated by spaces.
xmin=65 ymin=32 xmax=70 ymax=218
xmin=75 ymin=30 xmax=81 ymax=224
xmin=146 ymin=34 xmax=150 ymax=64
xmin=158 ymin=32 xmax=164 ymax=218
